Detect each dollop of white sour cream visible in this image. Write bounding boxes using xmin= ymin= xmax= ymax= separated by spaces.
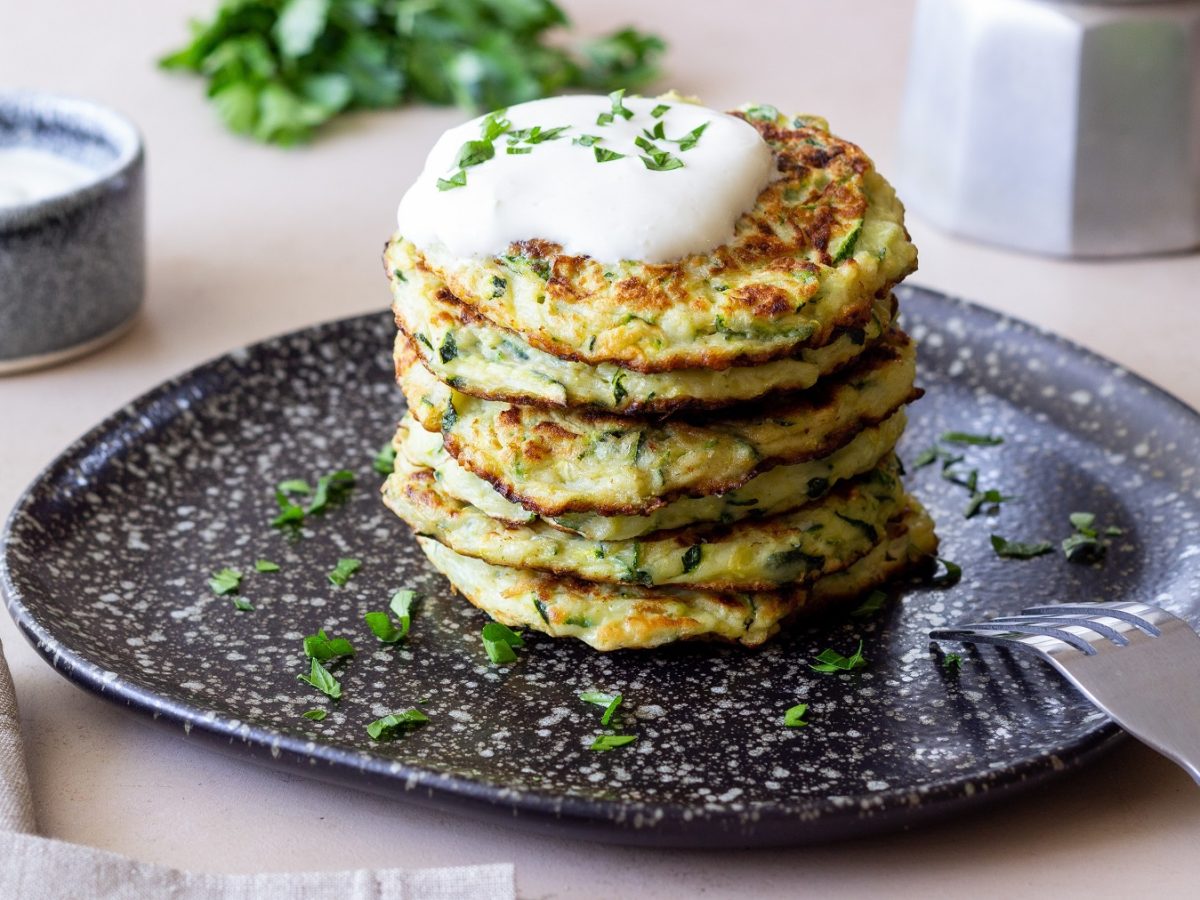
xmin=0 ymin=146 xmax=93 ymax=208
xmin=396 ymin=95 xmax=774 ymax=264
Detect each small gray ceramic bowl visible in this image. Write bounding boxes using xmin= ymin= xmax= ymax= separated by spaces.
xmin=0 ymin=92 xmax=144 ymax=375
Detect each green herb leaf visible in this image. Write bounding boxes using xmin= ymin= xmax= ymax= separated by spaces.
xmin=277 ymin=479 xmax=312 ymax=495
xmin=373 ymin=442 xmax=397 ymax=475
xmin=160 ymin=5 xmax=665 ymax=147
xmin=507 ymin=145 xmax=532 ymax=155
xmin=650 ymin=103 xmax=669 ymax=118
xmin=991 ymin=534 xmax=1054 ymax=559
xmin=456 ymin=138 xmax=495 ymax=169
xmin=437 ymin=170 xmax=467 ymax=191
xmin=328 ymin=557 xmax=361 ymax=586
xmin=964 ymin=489 xmax=1012 ymax=519
xmin=572 ymin=133 xmax=602 ymax=147
xmin=208 ymin=568 xmax=242 ymax=596
xmin=482 ymin=621 xmax=524 ymax=664
xmin=232 ymin=597 xmax=255 ymax=612
xmin=611 ymin=370 xmax=627 ymax=404
xmin=254 ymin=559 xmax=280 ymax=573
xmin=271 ymin=490 xmax=306 ymax=528
xmin=594 ymin=146 xmax=625 ymax=163
xmin=1105 ymin=525 xmax=1124 ymax=537
xmin=307 ymin=470 xmax=356 ymax=515
xmin=366 ymin=708 xmax=429 ymax=741
xmin=783 ymin=702 xmax=809 ymax=727
xmin=810 ymin=640 xmax=867 ymax=673
xmin=580 ymin=691 xmax=623 ymax=726
xmin=296 ymin=657 xmax=342 ymax=699
xmin=930 ymin=557 xmax=962 ymax=587
xmin=391 ymin=589 xmax=417 ymax=635
xmin=939 ymin=431 xmax=1004 ymax=446
xmin=912 ymin=447 xmax=940 ymax=469
xmin=743 ymin=104 xmax=780 ymax=122
xmin=1062 ymin=532 xmax=1104 ymax=563
xmin=675 ymin=122 xmax=709 ymax=151
xmin=589 ymin=734 xmax=637 ymax=751
xmin=302 ymin=708 xmax=327 ymax=721
xmin=681 ymin=545 xmax=702 ymax=574
xmin=303 ymin=628 xmax=355 ymax=662
xmin=942 ymin=652 xmax=963 ymax=673
xmin=1069 ymin=511 xmax=1097 ymax=535
xmin=849 ymin=590 xmax=888 ymax=619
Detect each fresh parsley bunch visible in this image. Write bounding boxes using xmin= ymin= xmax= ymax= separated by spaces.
xmin=159 ymin=0 xmax=666 ymax=146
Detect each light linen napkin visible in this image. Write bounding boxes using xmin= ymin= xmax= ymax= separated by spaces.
xmin=0 ymin=640 xmax=514 ymax=899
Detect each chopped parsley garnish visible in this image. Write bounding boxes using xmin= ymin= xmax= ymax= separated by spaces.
xmin=373 ymin=442 xmax=397 ymax=475
xmin=208 ymin=568 xmax=242 ymax=596
xmin=507 ymin=145 xmax=531 ymax=155
xmin=306 ymin=470 xmax=355 ymax=515
xmin=302 ymin=708 xmax=327 ymax=721
xmin=675 ymin=122 xmax=709 ymax=151
xmin=303 ymin=628 xmax=355 ymax=662
xmin=681 ymin=545 xmax=702 ymax=574
xmin=481 ymin=621 xmax=524 ymax=664
xmin=436 ymin=170 xmax=467 ymax=192
xmin=572 ymin=133 xmax=602 ymax=147
xmin=271 ymin=493 xmax=306 ymax=527
xmin=297 ymin=657 xmax=342 ymax=699
xmin=850 ymin=590 xmax=888 ymax=619
xmin=366 ymin=708 xmax=429 ymax=741
xmin=810 ymin=640 xmax=867 ymax=673
xmin=990 ymin=534 xmax=1054 ymax=559
xmin=328 ymin=557 xmax=361 ymax=586
xmin=365 ymin=590 xmax=416 ymax=644
xmin=589 ymin=734 xmax=636 ymax=751
xmin=912 ymin=447 xmax=940 ymax=469
xmin=640 ymin=150 xmax=683 ymax=171
xmin=232 ymin=597 xmax=255 ymax=612
xmin=942 ymin=653 xmax=964 ymax=673
xmin=965 ymin=488 xmax=1013 ymax=519
xmin=596 ymin=88 xmax=634 ymax=126
xmin=930 ymin=557 xmax=962 ymax=587
xmin=594 ymin=146 xmax=625 ymax=163
xmin=254 ymin=559 xmax=280 ymax=573
xmin=277 ymin=478 xmax=311 ymax=495
xmin=650 ymin=103 xmax=669 ymax=118
xmin=580 ymin=691 xmax=623 ymax=726
xmin=1062 ymin=511 xmax=1119 ymax=562
xmin=455 ymin=138 xmax=495 ymax=169
xmin=439 ymin=331 xmax=458 ymax=363
xmin=742 ymin=104 xmax=780 ymax=122
xmin=783 ymin=703 xmax=809 ymax=728
xmin=940 ymin=431 xmax=1004 ymax=446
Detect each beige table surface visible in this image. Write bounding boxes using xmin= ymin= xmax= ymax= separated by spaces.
xmin=3 ymin=1 xmax=1199 ymax=896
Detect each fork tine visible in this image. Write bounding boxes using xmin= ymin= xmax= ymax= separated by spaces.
xmin=994 ymin=614 xmax=1130 ymax=646
xmin=1021 ymin=603 xmax=1162 ymax=636
xmin=936 ymin=619 xmax=1099 ymax=657
xmin=926 ymin=628 xmax=1089 ymax=657
xmin=931 ymin=621 xmax=1097 ymax=654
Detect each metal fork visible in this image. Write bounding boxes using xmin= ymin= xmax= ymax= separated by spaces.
xmin=930 ymin=601 xmax=1200 ymax=785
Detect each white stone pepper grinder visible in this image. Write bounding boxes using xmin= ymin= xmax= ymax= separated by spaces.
xmin=896 ymin=0 xmax=1200 ymax=257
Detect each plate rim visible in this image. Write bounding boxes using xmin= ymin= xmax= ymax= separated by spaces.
xmin=6 ymin=282 xmax=1185 ymax=845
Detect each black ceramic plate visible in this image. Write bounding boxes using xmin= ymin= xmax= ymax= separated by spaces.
xmin=6 ymin=285 xmax=1200 ymax=848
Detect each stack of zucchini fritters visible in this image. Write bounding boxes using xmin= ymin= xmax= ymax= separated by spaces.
xmin=383 ymin=106 xmax=937 ymax=651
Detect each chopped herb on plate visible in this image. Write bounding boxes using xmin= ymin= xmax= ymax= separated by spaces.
xmin=783 ymin=703 xmax=809 ymax=727
xmin=328 ymin=557 xmax=361 ymax=586
xmin=580 ymin=691 xmax=622 ymax=726
xmin=589 ymin=734 xmax=636 ymax=751
xmin=930 ymin=557 xmax=962 ymax=587
xmin=990 ymin=534 xmax=1054 ymax=559
xmin=254 ymin=559 xmax=280 ymax=573
xmin=296 ymin=657 xmax=342 ymax=699
xmin=942 ymin=652 xmax=964 ymax=673
xmin=302 ymin=708 xmax=327 ymax=721
xmin=939 ymin=431 xmax=1004 ymax=446
xmin=810 ymin=640 xmax=867 ymax=673
xmin=208 ymin=568 xmax=242 ymax=596
xmin=373 ymin=443 xmax=397 ymax=475
xmin=232 ymin=597 xmax=255 ymax=612
xmin=366 ymin=708 xmax=429 ymax=741
xmin=364 ymin=590 xmax=416 ymax=645
xmin=481 ymin=621 xmax=524 ymax=664
xmin=303 ymin=628 xmax=355 ymax=662
xmin=849 ymin=590 xmax=888 ymax=619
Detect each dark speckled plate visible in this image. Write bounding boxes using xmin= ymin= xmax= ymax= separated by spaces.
xmin=6 ymin=285 xmax=1200 ymax=847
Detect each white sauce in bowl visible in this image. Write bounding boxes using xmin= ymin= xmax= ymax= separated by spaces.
xmin=396 ymin=95 xmax=774 ymax=264
xmin=0 ymin=146 xmax=94 ymax=208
